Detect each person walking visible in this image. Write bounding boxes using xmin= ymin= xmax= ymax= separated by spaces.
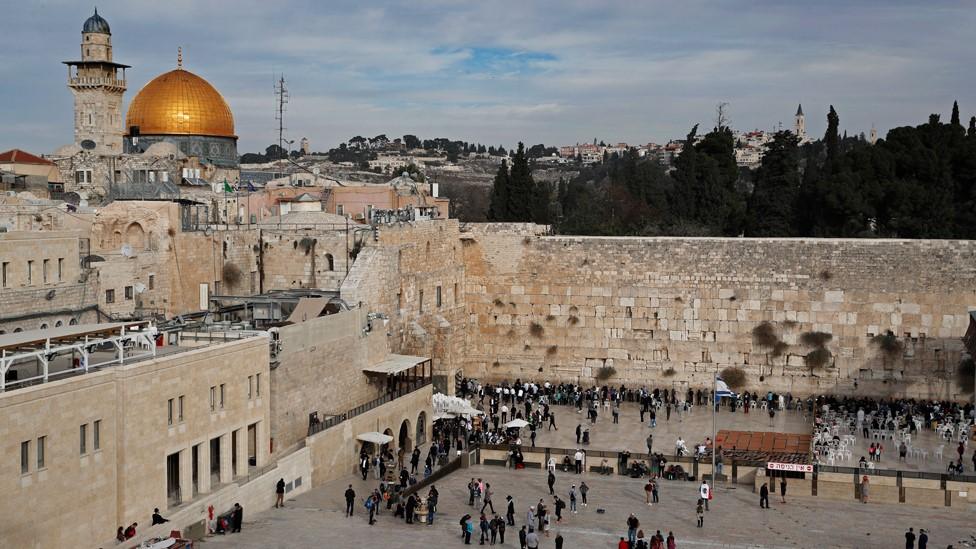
xmin=569 ymin=485 xmax=578 ymax=513
xmin=646 ymin=433 xmax=653 ymax=455
xmin=626 ymin=514 xmax=640 ymax=546
xmin=574 ymin=449 xmax=584 ymax=474
xmin=506 ymin=495 xmax=516 ymax=526
xmin=549 ymin=412 xmax=557 ymax=431
xmin=496 ymin=515 xmax=506 ymax=544
xmin=481 ymin=483 xmax=495 ymax=514
xmin=469 ymin=478 xmax=477 ymax=506
xmin=548 ymin=470 xmax=556 ymax=495
xmin=576 ymin=424 xmax=582 ymax=444
xmin=651 ymin=478 xmax=659 ymax=504
xmin=650 ymin=408 xmax=657 ymax=428
xmin=519 ymin=525 xmax=527 ymax=549
xmin=759 ymin=482 xmax=769 ymax=509
xmin=779 ymin=476 xmax=788 ymax=504
xmin=580 ymin=481 xmax=589 ymax=507
xmin=367 ymin=494 xmax=377 ymax=525
xmin=699 ymin=480 xmax=710 ymax=511
xmin=410 ymin=448 xmax=421 ymax=474
xmin=666 ymin=531 xmax=676 ymax=549
xmin=860 ymin=475 xmax=870 ymax=504
xmin=275 ymin=478 xmax=286 ymax=508
xmin=644 ymin=479 xmax=654 ymax=505
xmin=525 ymin=527 xmax=540 ymax=549
xmin=553 ymin=495 xmax=565 ymax=523
xmin=696 ymin=499 xmax=704 ymax=528
xmin=344 ymin=485 xmax=356 ymax=517
xmin=427 ymin=493 xmax=437 ymax=525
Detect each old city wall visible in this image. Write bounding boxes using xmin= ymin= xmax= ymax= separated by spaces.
xmin=270 ymin=308 xmax=388 ymax=455
xmin=341 ymin=220 xmax=466 ymax=387
xmin=259 ymin=229 xmax=350 ymax=292
xmin=462 ymin=226 xmax=976 ymax=399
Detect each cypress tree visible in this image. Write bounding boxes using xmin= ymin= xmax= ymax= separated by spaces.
xmin=507 ymin=143 xmax=535 ymax=221
xmin=969 ymin=116 xmax=976 ymax=137
xmin=488 ymin=161 xmax=510 ymax=221
xmin=951 ymin=101 xmax=961 ymax=126
xmin=825 ymin=106 xmax=840 ymax=164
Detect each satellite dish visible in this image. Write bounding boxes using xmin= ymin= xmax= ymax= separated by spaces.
xmin=80 ymin=139 xmax=96 ymax=151
xmin=120 ymin=244 xmax=134 ymax=257
xmin=134 ymin=282 xmax=146 ymax=293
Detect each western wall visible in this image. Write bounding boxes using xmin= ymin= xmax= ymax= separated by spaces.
xmin=460 ymin=224 xmax=976 ymax=399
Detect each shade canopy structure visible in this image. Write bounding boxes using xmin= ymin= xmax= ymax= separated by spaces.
xmin=433 ymin=412 xmax=456 ymax=421
xmin=363 ymin=354 xmax=429 ymax=375
xmin=356 ymin=432 xmax=394 ymax=444
xmin=504 ymin=419 xmax=530 ymax=429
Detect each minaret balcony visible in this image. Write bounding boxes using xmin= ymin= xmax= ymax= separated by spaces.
xmin=69 ymin=76 xmax=126 ymax=89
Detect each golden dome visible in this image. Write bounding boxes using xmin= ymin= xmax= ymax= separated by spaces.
xmin=126 ymin=68 xmax=236 ymax=138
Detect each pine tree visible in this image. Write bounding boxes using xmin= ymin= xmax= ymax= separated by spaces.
xmin=746 ymin=131 xmax=800 ymax=236
xmin=951 ymin=101 xmax=961 ymax=126
xmin=488 ymin=161 xmax=510 ymax=221
xmin=507 ymin=143 xmax=536 ymax=221
xmin=969 ymin=116 xmax=976 ymax=137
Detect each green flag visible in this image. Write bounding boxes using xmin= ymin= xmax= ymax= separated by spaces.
xmin=223 ymin=179 xmax=233 ymax=193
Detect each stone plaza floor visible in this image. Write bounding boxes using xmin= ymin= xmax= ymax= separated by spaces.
xmin=205 ymin=463 xmax=976 ymax=549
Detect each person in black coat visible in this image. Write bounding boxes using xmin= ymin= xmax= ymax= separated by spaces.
xmin=506 ymin=495 xmax=516 ymax=526
xmin=231 ymin=503 xmax=243 ymax=533
xmin=759 ymin=483 xmax=769 ymax=508
xmin=405 ymin=494 xmax=416 ymax=524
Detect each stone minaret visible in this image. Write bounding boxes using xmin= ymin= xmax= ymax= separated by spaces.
xmin=64 ymin=9 xmax=129 ymax=154
xmin=794 ymin=104 xmax=806 ymax=140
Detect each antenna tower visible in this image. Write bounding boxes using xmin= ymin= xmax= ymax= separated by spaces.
xmin=274 ymin=75 xmax=289 ymax=160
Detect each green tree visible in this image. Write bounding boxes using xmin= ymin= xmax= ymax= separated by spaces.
xmin=746 ymin=131 xmax=801 ymax=236
xmin=825 ymin=105 xmax=840 ymax=163
xmin=506 ymin=142 xmax=536 ymax=221
xmin=951 ymin=101 xmax=961 ymax=126
xmin=488 ymin=161 xmax=510 ymax=221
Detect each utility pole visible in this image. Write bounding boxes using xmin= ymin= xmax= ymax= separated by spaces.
xmin=274 ymin=76 xmax=289 ymax=160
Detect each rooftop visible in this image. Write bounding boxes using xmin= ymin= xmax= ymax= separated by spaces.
xmin=0 ymin=149 xmax=54 ymax=166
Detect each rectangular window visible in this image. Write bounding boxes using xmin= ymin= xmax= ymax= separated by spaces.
xmin=93 ymin=420 xmax=101 ymax=451
xmin=21 ymin=441 xmax=30 ymax=474
xmin=26 ymin=260 xmax=33 ymax=285
xmin=148 ymin=274 xmax=155 ymax=290
xmin=161 ymin=171 xmax=169 ymax=183
xmin=124 ymin=286 xmax=133 ymax=300
xmin=336 ymin=204 xmax=344 ymax=216
xmin=42 ymin=259 xmax=49 ymax=283
xmin=1 ymin=262 xmax=8 ymax=287
xmin=79 ymin=423 xmax=87 ymax=455
xmin=178 ymin=395 xmax=185 ymax=422
xmin=419 ymin=289 xmax=424 ymax=313
xmin=37 ymin=436 xmax=45 ymax=469
xmin=57 ymin=258 xmax=64 ymax=282
xmin=105 ymin=289 xmax=115 ymax=303
xmin=247 ymin=375 xmax=253 ymax=399
xmin=256 ymin=373 xmax=261 ymax=397
xmin=167 ymin=398 xmax=174 ymax=426
xmin=219 ymin=384 xmax=225 ymax=409
xmin=210 ymin=386 xmax=216 ymax=411
xmin=436 ymin=285 xmax=442 ymax=308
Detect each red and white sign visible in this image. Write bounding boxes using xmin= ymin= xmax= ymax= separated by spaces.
xmin=767 ymin=462 xmax=813 ymax=473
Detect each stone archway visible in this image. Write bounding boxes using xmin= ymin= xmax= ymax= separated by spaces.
xmin=398 ymin=419 xmax=412 ymax=454
xmin=416 ymin=411 xmax=427 ymax=446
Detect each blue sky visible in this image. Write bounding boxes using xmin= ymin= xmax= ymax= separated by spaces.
xmin=1 ymin=1 xmax=973 ymax=154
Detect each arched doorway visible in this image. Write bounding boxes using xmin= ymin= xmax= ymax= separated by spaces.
xmin=126 ymin=222 xmax=146 ymax=249
xmin=416 ymin=412 xmax=427 ymax=446
xmin=382 ymin=427 xmax=394 ymax=454
xmin=398 ymin=420 xmax=412 ymax=454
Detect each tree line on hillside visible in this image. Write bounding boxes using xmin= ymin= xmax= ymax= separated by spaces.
xmin=488 ymin=102 xmax=976 ymax=239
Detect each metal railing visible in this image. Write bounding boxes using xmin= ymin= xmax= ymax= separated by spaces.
xmin=307 ymin=379 xmax=431 ymax=436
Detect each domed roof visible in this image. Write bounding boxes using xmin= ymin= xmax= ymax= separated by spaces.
xmin=82 ymin=8 xmax=111 ymax=34
xmin=125 ymin=67 xmax=236 ymax=138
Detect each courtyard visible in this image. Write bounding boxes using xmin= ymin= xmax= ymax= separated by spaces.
xmin=206 ymin=463 xmax=975 ymax=549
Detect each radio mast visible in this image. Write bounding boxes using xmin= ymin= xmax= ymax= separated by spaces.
xmin=274 ymin=75 xmax=289 ymax=160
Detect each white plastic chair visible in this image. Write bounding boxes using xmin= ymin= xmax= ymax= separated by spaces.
xmin=934 ymin=445 xmax=944 ymax=461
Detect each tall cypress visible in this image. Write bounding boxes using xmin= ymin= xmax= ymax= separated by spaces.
xmin=488 ymin=161 xmax=510 ymax=221
xmin=825 ymin=106 xmax=840 ymax=164
xmin=969 ymin=116 xmax=976 ymax=137
xmin=507 ymin=142 xmax=536 ymax=222
xmin=951 ymin=101 xmax=961 ymax=126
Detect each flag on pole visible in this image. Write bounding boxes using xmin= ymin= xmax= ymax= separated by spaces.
xmin=246 ymin=181 xmax=256 ymax=192
xmin=715 ymin=377 xmax=737 ymax=402
xmin=223 ymin=179 xmax=233 ymax=193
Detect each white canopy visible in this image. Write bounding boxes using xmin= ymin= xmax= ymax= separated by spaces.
xmin=433 ymin=393 xmax=484 ymax=417
xmin=356 ymin=432 xmax=394 ymax=444
xmin=504 ymin=418 xmax=530 ymax=429
xmin=433 ymin=412 xmax=456 ymax=421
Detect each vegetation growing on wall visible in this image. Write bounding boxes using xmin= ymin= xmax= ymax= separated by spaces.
xmin=529 ymin=322 xmax=545 ymax=337
xmin=595 ymin=365 xmax=617 ymax=381
xmin=720 ymin=366 xmax=746 ymax=390
xmin=871 ymin=330 xmax=905 ymax=364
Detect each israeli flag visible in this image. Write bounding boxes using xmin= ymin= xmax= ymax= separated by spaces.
xmin=715 ymin=377 xmax=737 ymax=402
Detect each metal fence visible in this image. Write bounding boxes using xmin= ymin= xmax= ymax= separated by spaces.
xmin=307 ymin=380 xmax=432 ymax=437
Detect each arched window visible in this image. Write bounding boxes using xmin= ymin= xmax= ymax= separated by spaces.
xmin=125 ymin=222 xmax=146 ymax=250
xmin=55 ymin=320 xmax=63 ymax=328
xmin=40 ymin=323 xmax=48 ymax=330
xmin=14 ymin=327 xmax=23 ymax=333
xmin=416 ymin=412 xmax=427 ymax=445
xmin=69 ymin=318 xmax=79 ymax=326
xmin=324 ymin=253 xmax=334 ymax=271
xmin=0 ymin=330 xmax=6 ymax=335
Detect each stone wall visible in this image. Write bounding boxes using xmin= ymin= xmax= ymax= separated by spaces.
xmin=462 ymin=226 xmax=976 ymax=399
xmin=270 ymin=308 xmax=387 ymax=455
xmin=341 ymin=220 xmax=466 ymax=384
